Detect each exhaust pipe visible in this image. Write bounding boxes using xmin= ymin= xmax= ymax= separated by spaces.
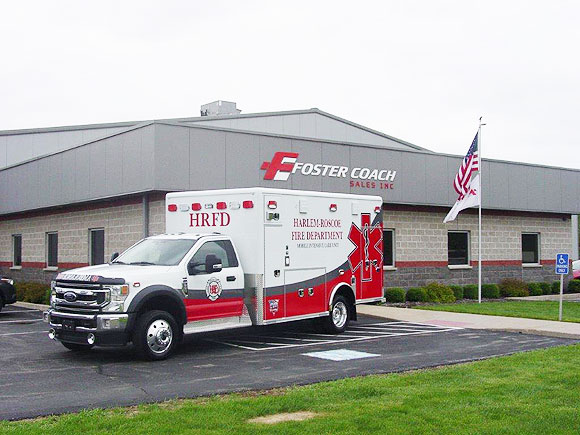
xmin=87 ymin=333 xmax=96 ymax=345
xmin=48 ymin=328 xmax=56 ymax=340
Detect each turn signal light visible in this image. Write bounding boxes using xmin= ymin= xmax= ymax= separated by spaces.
xmin=243 ymin=200 xmax=254 ymax=209
xmin=216 ymin=202 xmax=227 ymax=210
xmin=192 ymin=203 xmax=202 ymax=211
xmin=167 ymin=204 xmax=178 ymax=212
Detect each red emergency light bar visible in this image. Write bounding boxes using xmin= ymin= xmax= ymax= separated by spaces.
xmin=242 ymin=200 xmax=254 ymax=209
xmin=167 ymin=204 xmax=178 ymax=212
xmin=192 ymin=203 xmax=202 ymax=211
xmin=216 ymin=202 xmax=227 ymax=210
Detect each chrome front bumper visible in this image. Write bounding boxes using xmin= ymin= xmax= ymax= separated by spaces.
xmin=44 ymin=309 xmax=129 ymax=332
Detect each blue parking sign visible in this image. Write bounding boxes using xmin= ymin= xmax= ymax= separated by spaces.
xmin=555 ymin=253 xmax=569 ymax=275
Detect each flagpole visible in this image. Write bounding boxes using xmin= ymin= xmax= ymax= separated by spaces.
xmin=478 ymin=117 xmax=485 ymax=304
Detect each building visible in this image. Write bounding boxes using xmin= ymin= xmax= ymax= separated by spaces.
xmin=1 ymin=101 xmax=579 ymax=288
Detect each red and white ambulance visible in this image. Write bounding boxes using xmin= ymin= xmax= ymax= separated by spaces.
xmin=45 ymin=188 xmax=384 ymax=360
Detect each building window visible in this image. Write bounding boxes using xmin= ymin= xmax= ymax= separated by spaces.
xmin=46 ymin=232 xmax=58 ymax=268
xmin=12 ymin=235 xmax=22 ymax=267
xmin=448 ymin=231 xmax=470 ymax=265
xmin=383 ymin=229 xmax=395 ymax=267
xmin=89 ymin=229 xmax=105 ymax=265
xmin=522 ymin=233 xmax=540 ymax=264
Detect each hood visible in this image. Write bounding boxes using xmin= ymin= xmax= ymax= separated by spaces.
xmin=56 ymin=264 xmax=174 ymax=285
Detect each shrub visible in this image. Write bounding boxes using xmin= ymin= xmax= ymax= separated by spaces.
xmin=539 ymin=282 xmax=551 ymax=295
xmin=499 ymin=278 xmax=529 ymax=297
xmin=568 ymin=280 xmax=580 ymax=294
xmin=385 ymin=288 xmax=406 ymax=303
xmin=552 ymin=281 xmax=561 ymax=294
xmin=450 ymin=285 xmax=464 ymax=300
xmin=528 ymin=282 xmax=543 ymax=296
xmin=481 ymin=284 xmax=500 ymax=299
xmin=424 ymin=282 xmax=455 ymax=303
xmin=406 ymin=287 xmax=428 ymax=302
xmin=14 ymin=282 xmax=51 ymax=304
xmin=463 ymin=284 xmax=478 ymax=300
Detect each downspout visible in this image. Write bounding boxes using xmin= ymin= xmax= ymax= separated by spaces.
xmin=143 ymin=193 xmax=149 ymax=238
xmin=572 ymin=215 xmax=579 ymax=261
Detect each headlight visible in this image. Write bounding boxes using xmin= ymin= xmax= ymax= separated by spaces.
xmin=105 ymin=285 xmax=129 ymax=312
xmin=1 ymin=278 xmax=14 ymax=286
xmin=50 ymin=281 xmax=56 ymax=307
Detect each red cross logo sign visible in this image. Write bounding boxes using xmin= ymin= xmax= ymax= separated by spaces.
xmin=348 ymin=214 xmax=383 ymax=283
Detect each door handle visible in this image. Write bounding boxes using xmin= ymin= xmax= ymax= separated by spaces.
xmin=226 ymin=276 xmax=236 ymax=282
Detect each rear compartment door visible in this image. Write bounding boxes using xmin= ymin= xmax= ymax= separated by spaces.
xmin=263 ymin=195 xmax=286 ymax=321
xmin=349 ymin=211 xmax=383 ymax=300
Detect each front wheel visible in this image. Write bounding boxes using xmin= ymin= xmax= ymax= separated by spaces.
xmin=323 ymin=295 xmax=351 ymax=334
xmin=133 ymin=310 xmax=179 ymax=361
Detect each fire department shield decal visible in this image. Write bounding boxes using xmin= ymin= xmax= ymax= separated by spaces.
xmin=205 ymin=278 xmax=223 ymax=301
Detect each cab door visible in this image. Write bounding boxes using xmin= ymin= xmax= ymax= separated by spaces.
xmin=185 ymin=239 xmax=244 ymax=321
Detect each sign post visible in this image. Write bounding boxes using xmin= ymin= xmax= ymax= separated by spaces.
xmin=555 ymin=253 xmax=569 ymax=321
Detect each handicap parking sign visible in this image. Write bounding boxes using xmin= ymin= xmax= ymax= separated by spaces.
xmin=556 ymin=253 xmax=569 ymax=275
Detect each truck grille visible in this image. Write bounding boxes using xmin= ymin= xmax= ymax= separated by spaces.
xmin=54 ymin=281 xmax=110 ymax=312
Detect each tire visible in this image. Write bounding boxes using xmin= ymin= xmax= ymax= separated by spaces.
xmin=61 ymin=341 xmax=94 ymax=351
xmin=323 ymin=295 xmax=351 ymax=334
xmin=133 ymin=310 xmax=179 ymax=361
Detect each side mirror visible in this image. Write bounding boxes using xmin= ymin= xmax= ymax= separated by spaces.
xmin=187 ymin=262 xmax=198 ymax=276
xmin=205 ymin=254 xmax=222 ymax=274
xmin=110 ymin=252 xmax=119 ymax=262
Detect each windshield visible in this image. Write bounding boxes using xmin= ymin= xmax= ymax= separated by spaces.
xmin=113 ymin=239 xmax=197 ymax=266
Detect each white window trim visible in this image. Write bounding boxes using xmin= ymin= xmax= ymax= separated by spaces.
xmin=45 ymin=231 xmax=58 ymax=269
xmin=382 ymin=228 xmax=395 ymax=269
xmin=522 ymin=232 xmax=541 ymax=266
xmin=89 ymin=228 xmax=105 ymax=266
xmin=448 ymin=230 xmax=471 ymax=266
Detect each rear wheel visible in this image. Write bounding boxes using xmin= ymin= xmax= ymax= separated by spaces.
xmin=133 ymin=310 xmax=179 ymax=361
xmin=323 ymin=295 xmax=350 ymax=334
xmin=61 ymin=342 xmax=94 ymax=351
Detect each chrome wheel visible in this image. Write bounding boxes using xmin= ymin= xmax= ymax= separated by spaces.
xmin=146 ymin=319 xmax=173 ymax=354
xmin=332 ymin=301 xmax=348 ymax=329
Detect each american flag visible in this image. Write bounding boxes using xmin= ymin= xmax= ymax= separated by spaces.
xmin=453 ymin=133 xmax=479 ymax=196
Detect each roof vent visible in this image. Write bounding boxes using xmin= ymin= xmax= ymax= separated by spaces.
xmin=200 ymin=100 xmax=241 ymax=117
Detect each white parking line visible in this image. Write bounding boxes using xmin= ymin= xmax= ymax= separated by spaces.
xmin=0 ymin=331 xmax=45 ymax=336
xmin=0 ymin=310 xmax=40 ymax=314
xmin=0 ymin=319 xmax=43 ymax=324
xmin=207 ymin=321 xmax=462 ymax=351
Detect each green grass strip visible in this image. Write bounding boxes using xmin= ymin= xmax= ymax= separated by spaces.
xmin=416 ymin=301 xmax=580 ymax=323
xmin=2 ymin=344 xmax=579 ymax=434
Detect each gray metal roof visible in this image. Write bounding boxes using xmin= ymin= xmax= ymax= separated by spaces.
xmin=1 ymin=121 xmax=579 ymax=216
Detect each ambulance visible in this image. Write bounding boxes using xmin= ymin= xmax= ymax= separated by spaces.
xmin=45 ymin=188 xmax=384 ymax=360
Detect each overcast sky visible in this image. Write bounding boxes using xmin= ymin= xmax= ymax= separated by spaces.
xmin=1 ymin=1 xmax=578 ymax=168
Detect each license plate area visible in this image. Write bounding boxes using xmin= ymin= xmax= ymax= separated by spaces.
xmin=62 ymin=319 xmax=76 ymax=332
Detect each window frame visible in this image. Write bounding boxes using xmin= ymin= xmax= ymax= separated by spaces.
xmin=382 ymin=228 xmax=395 ymax=269
xmin=45 ymin=231 xmax=58 ymax=269
xmin=521 ymin=232 xmax=541 ymax=265
xmin=89 ymin=228 xmax=105 ymax=266
xmin=12 ymin=234 xmax=22 ymax=268
xmin=447 ymin=230 xmax=471 ymax=266
xmin=188 ymin=240 xmax=239 ymax=275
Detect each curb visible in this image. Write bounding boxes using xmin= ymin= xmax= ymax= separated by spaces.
xmin=14 ymin=301 xmax=50 ymax=311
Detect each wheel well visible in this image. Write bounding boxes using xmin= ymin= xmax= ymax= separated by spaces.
xmin=138 ymin=296 xmax=186 ymax=326
xmin=334 ymin=285 xmax=357 ymax=321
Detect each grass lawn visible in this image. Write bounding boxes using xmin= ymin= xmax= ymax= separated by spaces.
xmin=2 ymin=345 xmax=580 ymax=434
xmin=416 ymin=300 xmax=580 ymax=323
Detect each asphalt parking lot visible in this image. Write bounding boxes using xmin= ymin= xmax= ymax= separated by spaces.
xmin=0 ymin=305 xmax=577 ymax=420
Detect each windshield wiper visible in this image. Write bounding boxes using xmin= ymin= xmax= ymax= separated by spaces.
xmin=129 ymin=261 xmax=156 ymax=266
xmin=111 ymin=260 xmax=126 ymax=265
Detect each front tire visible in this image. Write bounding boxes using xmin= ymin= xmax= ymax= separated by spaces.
xmin=61 ymin=342 xmax=94 ymax=351
xmin=323 ymin=295 xmax=351 ymax=334
xmin=133 ymin=310 xmax=179 ymax=361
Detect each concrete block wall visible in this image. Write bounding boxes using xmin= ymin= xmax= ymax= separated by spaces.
xmin=383 ymin=208 xmax=573 ymax=288
xmin=0 ymin=200 xmax=144 ymax=283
